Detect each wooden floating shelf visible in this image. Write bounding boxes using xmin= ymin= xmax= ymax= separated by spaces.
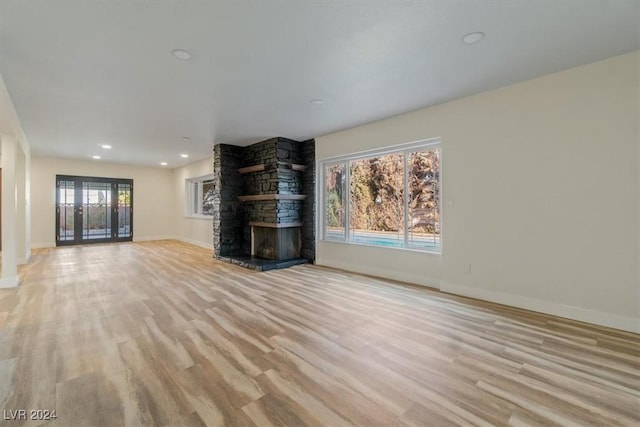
xmin=248 ymin=221 xmax=303 ymax=228
xmin=238 ymin=163 xmax=307 ymax=174
xmin=278 ymin=162 xmax=308 ymax=171
xmin=238 ymin=194 xmax=308 ymax=202
xmin=238 ymin=164 xmax=266 ymax=174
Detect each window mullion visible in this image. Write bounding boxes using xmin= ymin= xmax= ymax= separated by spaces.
xmin=344 ymin=161 xmax=350 ymax=242
xmin=198 ymin=181 xmax=204 ymax=215
xmin=403 ymin=151 xmax=409 ymax=249
xmin=321 ymin=165 xmax=326 ymax=239
xmin=194 ymin=181 xmax=199 ymax=215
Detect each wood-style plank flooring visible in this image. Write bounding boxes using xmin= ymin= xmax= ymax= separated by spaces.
xmin=0 ymin=240 xmax=638 ymax=426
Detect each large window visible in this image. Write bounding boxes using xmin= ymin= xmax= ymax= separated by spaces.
xmin=185 ymin=174 xmax=215 ymax=217
xmin=321 ymin=140 xmax=441 ymax=252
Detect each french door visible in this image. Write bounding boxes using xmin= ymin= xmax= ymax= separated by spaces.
xmin=56 ymin=175 xmax=133 ymax=246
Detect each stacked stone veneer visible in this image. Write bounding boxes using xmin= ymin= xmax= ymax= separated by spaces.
xmin=212 ymin=137 xmax=316 ymax=262
xmin=212 ymin=144 xmax=244 ymax=257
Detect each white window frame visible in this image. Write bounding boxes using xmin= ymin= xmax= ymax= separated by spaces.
xmin=319 ymin=138 xmax=442 ymax=254
xmin=185 ymin=174 xmax=215 ymax=218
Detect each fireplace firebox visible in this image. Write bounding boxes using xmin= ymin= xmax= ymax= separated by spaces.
xmin=251 ymin=224 xmax=301 ymax=260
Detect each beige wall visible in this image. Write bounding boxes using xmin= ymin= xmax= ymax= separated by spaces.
xmin=172 ymin=157 xmax=214 ymax=249
xmin=31 ymin=157 xmax=175 ymax=247
xmin=316 ymin=51 xmax=640 ymax=332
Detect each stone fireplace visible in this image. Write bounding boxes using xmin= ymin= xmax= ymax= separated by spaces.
xmin=211 ymin=137 xmax=315 ymax=271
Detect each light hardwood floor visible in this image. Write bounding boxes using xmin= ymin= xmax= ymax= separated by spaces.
xmin=0 ymin=240 xmax=638 ymax=426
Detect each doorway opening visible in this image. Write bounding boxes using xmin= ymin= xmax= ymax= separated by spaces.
xmin=56 ymin=175 xmax=133 ymax=246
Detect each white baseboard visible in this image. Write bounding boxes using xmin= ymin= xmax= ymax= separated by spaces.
xmin=132 ymin=235 xmax=176 ymax=242
xmin=31 ymin=242 xmax=55 ymax=249
xmin=0 ymin=276 xmax=20 ymax=288
xmin=34 ymin=236 xmax=177 ymax=247
xmin=176 ymin=237 xmax=214 ymax=250
xmin=18 ymin=250 xmax=31 ymax=265
xmin=133 ymin=235 xmax=214 ymax=250
xmin=440 ymin=281 xmax=640 ymax=334
xmin=317 ymin=259 xmax=440 ymax=289
xmin=29 ymin=239 xmax=206 ymax=249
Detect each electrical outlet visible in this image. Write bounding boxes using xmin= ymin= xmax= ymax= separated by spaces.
xmin=464 ymin=264 xmax=472 ymax=275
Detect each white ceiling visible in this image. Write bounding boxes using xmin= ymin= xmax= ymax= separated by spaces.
xmin=0 ymin=1 xmax=638 ymax=168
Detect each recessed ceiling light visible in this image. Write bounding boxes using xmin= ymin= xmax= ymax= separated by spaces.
xmin=180 ymin=153 xmax=189 ymax=158
xmin=160 ymin=162 xmax=168 ymax=166
xmin=310 ymin=99 xmax=325 ymax=105
xmin=101 ymin=144 xmax=112 ymax=149
xmin=92 ymin=155 xmax=101 ymax=160
xmin=462 ymin=32 xmax=485 ymax=45
xmin=172 ymin=49 xmax=192 ymax=60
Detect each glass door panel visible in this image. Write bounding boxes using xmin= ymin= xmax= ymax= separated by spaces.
xmin=58 ymin=180 xmax=75 ymax=241
xmin=83 ymin=181 xmax=112 ymax=240
xmin=117 ymin=183 xmax=132 ymax=238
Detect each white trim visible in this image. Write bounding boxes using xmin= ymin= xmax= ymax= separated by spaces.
xmin=34 ymin=237 xmax=213 ymax=249
xmin=319 ymin=238 xmax=441 ymax=255
xmin=18 ymin=250 xmax=31 ymax=265
xmin=31 ymin=242 xmax=55 ymax=249
xmin=403 ymin=153 xmax=409 ymax=248
xmin=317 ymin=259 xmax=440 ymax=290
xmin=132 ymin=235 xmax=176 ymax=242
xmin=315 ymin=156 xmax=321 ymax=256
xmin=440 ymin=281 xmax=640 ymax=334
xmin=176 ymin=237 xmax=214 ymax=250
xmin=318 ymin=137 xmax=441 ymax=163
xmin=185 ymin=174 xmax=215 ymax=217
xmin=344 ymin=161 xmax=350 ymax=239
xmin=0 ymin=276 xmax=20 ymax=288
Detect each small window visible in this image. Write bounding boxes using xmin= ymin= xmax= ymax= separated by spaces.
xmin=320 ymin=139 xmax=441 ymax=252
xmin=185 ymin=175 xmax=215 ymax=217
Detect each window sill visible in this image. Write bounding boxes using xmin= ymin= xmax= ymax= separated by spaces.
xmin=319 ymin=238 xmax=442 ymax=255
